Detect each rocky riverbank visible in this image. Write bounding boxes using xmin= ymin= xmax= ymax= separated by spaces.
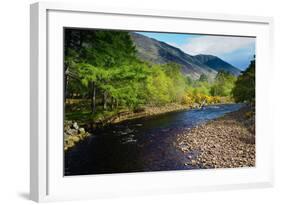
xmin=176 ymin=106 xmax=255 ymax=168
xmin=64 ymin=103 xmax=200 ymax=151
xmin=64 ymin=121 xmax=90 ymax=151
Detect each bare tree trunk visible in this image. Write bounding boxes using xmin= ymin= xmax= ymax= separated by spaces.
xmin=93 ymin=83 xmax=96 ymax=112
xmin=91 ymin=81 xmax=96 ymax=114
xmin=111 ymin=97 xmax=114 ymax=110
xmin=64 ymin=66 xmax=69 ymax=103
xmin=103 ymin=91 xmax=107 ymax=110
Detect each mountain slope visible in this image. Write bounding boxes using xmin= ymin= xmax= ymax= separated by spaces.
xmin=130 ymin=33 xmax=217 ymax=79
xmin=130 ymin=32 xmax=241 ymax=79
xmin=194 ymin=54 xmax=241 ymax=76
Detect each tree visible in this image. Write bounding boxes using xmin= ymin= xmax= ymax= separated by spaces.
xmin=199 ymin=73 xmax=208 ymax=82
xmin=162 ymin=63 xmax=186 ymax=102
xmin=64 ymin=29 xmax=138 ymax=112
xmin=210 ymin=71 xmax=236 ymax=96
xmin=145 ymin=64 xmax=172 ymax=105
xmin=232 ymin=56 xmax=255 ymax=103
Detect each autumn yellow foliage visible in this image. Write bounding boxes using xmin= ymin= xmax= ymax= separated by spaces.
xmin=181 ymin=93 xmax=232 ymax=107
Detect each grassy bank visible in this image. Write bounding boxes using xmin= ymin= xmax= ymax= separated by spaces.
xmin=65 ymin=95 xmax=234 ymax=129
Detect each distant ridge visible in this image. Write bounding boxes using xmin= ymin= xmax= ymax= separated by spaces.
xmin=130 ymin=32 xmax=241 ymax=79
xmin=194 ymin=54 xmax=241 ymax=76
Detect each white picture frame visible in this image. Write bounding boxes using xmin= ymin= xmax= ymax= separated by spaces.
xmin=30 ymin=1 xmax=274 ymax=202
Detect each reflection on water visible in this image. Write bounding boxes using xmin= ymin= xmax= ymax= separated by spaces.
xmin=64 ymin=104 xmax=244 ymax=176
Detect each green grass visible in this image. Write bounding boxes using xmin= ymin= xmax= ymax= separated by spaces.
xmin=65 ymin=111 xmax=92 ymax=125
xmin=65 ymin=107 xmax=123 ymax=127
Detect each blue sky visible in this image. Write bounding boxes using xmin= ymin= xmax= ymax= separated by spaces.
xmin=137 ymin=32 xmax=255 ymax=70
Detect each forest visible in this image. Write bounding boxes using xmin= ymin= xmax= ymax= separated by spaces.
xmin=64 ymin=29 xmax=255 ymax=128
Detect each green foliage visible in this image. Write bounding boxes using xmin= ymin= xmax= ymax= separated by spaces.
xmin=163 ymin=63 xmax=186 ymax=102
xmin=210 ymin=71 xmax=237 ymax=97
xmin=199 ymin=73 xmax=208 ymax=82
xmin=64 ymin=29 xmax=248 ymax=125
xmin=145 ymin=64 xmax=172 ymax=105
xmin=232 ymin=57 xmax=255 ymax=103
xmin=181 ymin=71 xmax=237 ymax=107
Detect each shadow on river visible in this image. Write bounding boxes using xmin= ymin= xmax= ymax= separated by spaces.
xmin=64 ymin=103 xmax=244 ymax=176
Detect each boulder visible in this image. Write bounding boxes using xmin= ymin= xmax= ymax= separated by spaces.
xmin=66 ymin=128 xmax=78 ymax=135
xmin=71 ymin=136 xmax=80 ymax=142
xmin=73 ymin=122 xmax=79 ymax=130
xmin=64 ymin=133 xmax=69 ymax=139
xmin=79 ymin=128 xmax=85 ymax=134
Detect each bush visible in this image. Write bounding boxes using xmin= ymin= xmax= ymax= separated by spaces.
xmin=232 ymin=57 xmax=255 ymax=103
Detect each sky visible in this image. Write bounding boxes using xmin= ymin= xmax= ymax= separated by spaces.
xmin=137 ymin=32 xmax=255 ymax=71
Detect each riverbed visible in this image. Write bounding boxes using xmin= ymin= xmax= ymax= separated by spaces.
xmin=64 ymin=103 xmax=244 ymax=176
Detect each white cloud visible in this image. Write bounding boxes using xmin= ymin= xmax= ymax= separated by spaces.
xmin=175 ymin=36 xmax=255 ymax=56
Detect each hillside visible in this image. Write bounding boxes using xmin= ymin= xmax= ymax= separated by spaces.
xmin=194 ymin=54 xmax=241 ymax=76
xmin=130 ymin=32 xmax=241 ymax=79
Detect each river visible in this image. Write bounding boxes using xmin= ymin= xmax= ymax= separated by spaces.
xmin=64 ymin=103 xmax=244 ymax=176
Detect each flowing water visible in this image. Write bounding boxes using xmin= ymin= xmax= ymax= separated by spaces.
xmin=64 ymin=103 xmax=244 ymax=176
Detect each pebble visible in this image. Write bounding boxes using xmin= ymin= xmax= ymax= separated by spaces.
xmin=64 ymin=121 xmax=90 ymax=151
xmin=177 ymin=107 xmax=255 ymax=169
